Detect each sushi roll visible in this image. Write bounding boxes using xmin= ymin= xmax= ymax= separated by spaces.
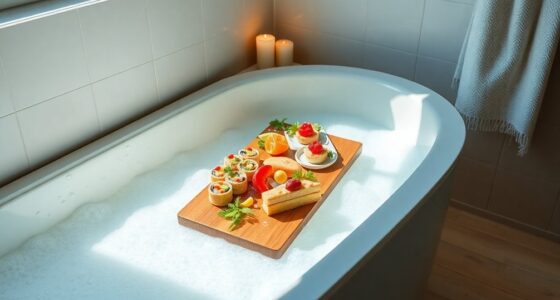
xmin=208 ymin=181 xmax=233 ymax=206
xmin=224 ymin=153 xmax=242 ymax=169
xmin=210 ymin=165 xmax=226 ymax=182
xmin=225 ymin=171 xmax=248 ymax=195
xmin=237 ymin=159 xmax=259 ymax=182
xmin=238 ymin=146 xmax=260 ymax=162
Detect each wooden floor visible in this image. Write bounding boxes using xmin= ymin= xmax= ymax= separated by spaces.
xmin=424 ymin=207 xmax=560 ymax=300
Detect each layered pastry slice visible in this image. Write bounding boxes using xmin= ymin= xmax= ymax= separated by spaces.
xmin=261 ymin=179 xmax=321 ymax=215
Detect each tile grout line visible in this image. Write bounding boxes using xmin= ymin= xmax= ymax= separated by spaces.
xmin=141 ymin=0 xmax=162 ymax=103
xmin=272 ymin=0 xmax=277 ymax=35
xmin=12 ymin=112 xmax=32 ymax=169
xmin=0 ymin=52 xmax=17 ymax=117
xmin=200 ymin=0 xmax=210 ymax=84
xmin=483 ymin=137 xmax=506 ymax=210
xmin=358 ymin=0 xmax=372 ymax=68
xmin=412 ymin=0 xmax=428 ymax=82
xmin=75 ymin=6 xmax=101 ymax=133
xmin=0 ymin=42 xmax=31 ymax=168
xmin=6 ymin=36 xmax=206 ymax=119
xmin=276 ymin=21 xmax=460 ymax=66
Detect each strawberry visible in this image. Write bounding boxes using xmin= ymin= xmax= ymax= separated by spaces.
xmin=285 ymin=179 xmax=302 ymax=191
xmin=308 ymin=141 xmax=324 ymax=155
xmin=298 ymin=122 xmax=315 ymax=137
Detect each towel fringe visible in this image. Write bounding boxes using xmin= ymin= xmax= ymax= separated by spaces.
xmin=460 ymin=114 xmax=529 ymax=156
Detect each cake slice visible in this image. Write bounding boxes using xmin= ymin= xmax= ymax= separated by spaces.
xmin=262 ymin=191 xmax=321 ymax=216
xmin=262 ymin=179 xmax=321 ymax=206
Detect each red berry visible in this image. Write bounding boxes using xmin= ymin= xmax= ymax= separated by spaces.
xmin=228 ymin=154 xmax=234 ymax=159
xmin=285 ymin=179 xmax=302 ymax=191
xmin=214 ymin=166 xmax=221 ymax=171
xmin=298 ymin=123 xmax=315 ymax=137
xmin=308 ymin=141 xmax=324 ymax=155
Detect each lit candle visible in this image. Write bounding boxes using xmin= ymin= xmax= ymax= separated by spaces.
xmin=256 ymin=34 xmax=276 ymax=69
xmin=275 ymin=39 xmax=294 ymax=67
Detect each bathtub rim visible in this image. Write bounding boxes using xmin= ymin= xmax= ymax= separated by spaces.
xmin=0 ymin=65 xmax=465 ymax=299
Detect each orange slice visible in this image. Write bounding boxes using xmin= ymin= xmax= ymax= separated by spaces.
xmin=264 ymin=133 xmax=289 ymax=155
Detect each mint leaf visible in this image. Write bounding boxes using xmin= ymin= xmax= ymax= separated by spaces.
xmin=269 ymin=118 xmax=288 ymax=131
xmin=286 ymin=122 xmax=299 ymax=137
xmin=217 ymin=196 xmax=253 ymax=231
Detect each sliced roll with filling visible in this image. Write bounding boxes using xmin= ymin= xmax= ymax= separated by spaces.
xmin=208 ymin=181 xmax=233 ymax=206
xmin=237 ymin=159 xmax=258 ymax=182
xmin=238 ymin=147 xmax=260 ymax=162
xmin=225 ymin=171 xmax=248 ymax=195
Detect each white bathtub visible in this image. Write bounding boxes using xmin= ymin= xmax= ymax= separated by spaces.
xmin=0 ymin=66 xmax=464 ymax=299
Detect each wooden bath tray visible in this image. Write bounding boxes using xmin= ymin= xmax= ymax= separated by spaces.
xmin=177 ymin=128 xmax=362 ymax=258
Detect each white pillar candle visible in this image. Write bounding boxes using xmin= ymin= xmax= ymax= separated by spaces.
xmin=275 ymin=39 xmax=294 ymax=67
xmin=256 ymin=34 xmax=276 ymax=69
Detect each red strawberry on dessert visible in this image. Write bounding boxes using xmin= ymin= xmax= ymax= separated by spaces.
xmin=295 ymin=122 xmax=319 ymax=145
xmin=303 ymin=141 xmax=328 ymax=164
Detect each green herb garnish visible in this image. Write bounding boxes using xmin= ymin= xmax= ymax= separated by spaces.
xmin=292 ymin=170 xmax=317 ymax=182
xmin=269 ymin=118 xmax=288 ymax=131
xmin=312 ymin=123 xmax=322 ymax=132
xmin=217 ymin=197 xmax=253 ymax=230
xmin=223 ymin=166 xmax=235 ymax=177
xmin=286 ymin=122 xmax=300 ymax=137
xmin=257 ymin=138 xmax=265 ymax=149
xmin=327 ymin=151 xmax=335 ymax=159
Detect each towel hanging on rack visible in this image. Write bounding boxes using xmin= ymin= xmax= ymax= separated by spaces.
xmin=453 ymin=0 xmax=560 ymax=155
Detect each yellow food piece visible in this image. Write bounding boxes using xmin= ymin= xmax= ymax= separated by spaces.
xmin=258 ymin=132 xmax=276 ymax=141
xmin=264 ymin=133 xmax=289 ymax=155
xmin=262 ymin=192 xmax=321 ymax=215
xmin=262 ymin=179 xmax=321 ymax=206
xmin=273 ymin=170 xmax=288 ymax=184
xmin=240 ymin=196 xmax=254 ymax=208
xmin=263 ymin=157 xmax=301 ymax=177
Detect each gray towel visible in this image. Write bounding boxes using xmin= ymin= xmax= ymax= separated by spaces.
xmin=453 ymin=0 xmax=560 ymax=155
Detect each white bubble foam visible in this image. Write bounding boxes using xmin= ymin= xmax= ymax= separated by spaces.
xmin=0 ymin=114 xmax=429 ymax=299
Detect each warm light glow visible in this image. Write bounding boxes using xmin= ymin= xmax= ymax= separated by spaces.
xmin=256 ymin=34 xmax=276 ymax=69
xmin=275 ymin=39 xmax=294 ymax=67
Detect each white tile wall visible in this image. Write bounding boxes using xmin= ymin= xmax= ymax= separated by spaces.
xmin=0 ymin=0 xmax=273 ymax=185
xmin=418 ymin=0 xmax=473 ymax=62
xmin=205 ymin=33 xmax=247 ymax=82
xmin=243 ymin=0 xmax=274 ymax=36
xmin=146 ymin=0 xmax=203 ymax=59
xmin=315 ymin=0 xmax=368 ymax=41
xmin=202 ymin=0 xmax=244 ymax=40
xmin=0 ymin=10 xmax=89 ymax=110
xmin=17 ymin=87 xmax=99 ymax=166
xmin=154 ymin=43 xmax=207 ymax=103
xmin=365 ymin=0 xmax=425 ymax=53
xmin=275 ymin=0 xmax=315 ymax=30
xmin=78 ymin=0 xmax=153 ymax=81
xmin=0 ymin=114 xmax=28 ymax=184
xmin=314 ymin=32 xmax=365 ymax=67
xmin=364 ymin=44 xmax=417 ymax=80
xmin=92 ymin=62 xmax=158 ymax=132
xmin=414 ymin=56 xmax=457 ymax=102
xmin=274 ymin=0 xmax=474 ymax=102
xmin=0 ymin=58 xmax=13 ymax=117
xmin=276 ymin=24 xmax=315 ymax=65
